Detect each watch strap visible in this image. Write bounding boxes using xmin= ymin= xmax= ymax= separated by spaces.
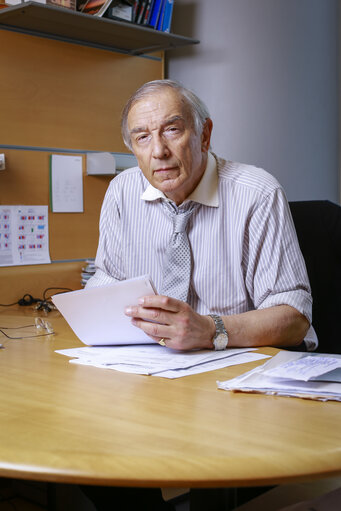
xmin=208 ymin=314 xmax=228 ymax=350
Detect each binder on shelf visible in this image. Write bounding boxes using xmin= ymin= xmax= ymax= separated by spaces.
xmin=161 ymin=0 xmax=173 ymax=32
xmin=148 ymin=0 xmax=162 ymax=28
xmin=156 ymin=0 xmax=166 ymax=31
xmin=136 ymin=0 xmax=147 ymax=23
xmin=132 ymin=0 xmax=140 ymax=22
xmin=142 ymin=0 xmax=154 ymax=25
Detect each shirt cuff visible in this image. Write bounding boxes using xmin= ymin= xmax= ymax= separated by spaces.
xmin=258 ymin=290 xmax=318 ymax=351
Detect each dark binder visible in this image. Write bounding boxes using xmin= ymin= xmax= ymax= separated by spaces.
xmin=142 ymin=0 xmax=154 ymax=25
xmin=136 ymin=0 xmax=147 ymax=23
xmin=132 ymin=0 xmax=141 ymax=22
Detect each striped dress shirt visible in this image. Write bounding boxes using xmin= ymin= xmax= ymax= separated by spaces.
xmin=86 ymin=152 xmax=317 ymax=350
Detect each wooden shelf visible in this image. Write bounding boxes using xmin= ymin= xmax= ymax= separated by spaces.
xmin=0 ymin=2 xmax=199 ymax=55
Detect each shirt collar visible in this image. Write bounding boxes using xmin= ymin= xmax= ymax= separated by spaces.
xmin=140 ymin=152 xmax=219 ymax=207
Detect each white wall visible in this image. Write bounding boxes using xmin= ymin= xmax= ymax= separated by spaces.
xmin=167 ymin=0 xmax=340 ymax=202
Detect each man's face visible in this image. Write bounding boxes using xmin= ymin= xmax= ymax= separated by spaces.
xmin=127 ymin=88 xmax=212 ymax=205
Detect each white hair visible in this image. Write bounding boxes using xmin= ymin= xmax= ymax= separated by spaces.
xmin=121 ymin=79 xmax=211 ymax=151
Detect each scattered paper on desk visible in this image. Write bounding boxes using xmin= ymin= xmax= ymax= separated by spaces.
xmin=217 ymin=351 xmax=341 ymax=401
xmin=0 ymin=205 xmax=50 ymax=267
xmin=50 ymin=154 xmax=83 ymax=212
xmin=55 ymin=345 xmax=270 ymax=378
xmin=263 ymin=355 xmax=341 ymax=382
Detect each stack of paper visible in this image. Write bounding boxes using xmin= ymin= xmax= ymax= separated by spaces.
xmin=81 ymin=258 xmax=95 ymax=287
xmin=56 ymin=345 xmax=270 ymax=379
xmin=217 ymin=351 xmax=341 ymax=401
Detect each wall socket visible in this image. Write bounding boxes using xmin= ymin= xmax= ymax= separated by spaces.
xmin=0 ymin=154 xmax=5 ymax=171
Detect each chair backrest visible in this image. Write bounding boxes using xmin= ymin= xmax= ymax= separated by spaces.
xmin=289 ymin=200 xmax=341 ymax=354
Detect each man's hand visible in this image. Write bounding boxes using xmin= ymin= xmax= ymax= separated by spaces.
xmin=124 ymin=295 xmax=215 ymax=351
xmin=125 ymin=296 xmax=310 ymax=351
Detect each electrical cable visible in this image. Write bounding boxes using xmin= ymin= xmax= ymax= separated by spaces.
xmin=0 ymin=287 xmax=73 ymax=309
xmin=42 ymin=287 xmax=73 ymax=301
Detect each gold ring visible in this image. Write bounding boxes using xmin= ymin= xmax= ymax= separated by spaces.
xmin=159 ymin=338 xmax=166 ymax=346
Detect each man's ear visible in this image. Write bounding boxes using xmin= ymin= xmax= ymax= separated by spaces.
xmin=201 ymin=118 xmax=213 ymax=152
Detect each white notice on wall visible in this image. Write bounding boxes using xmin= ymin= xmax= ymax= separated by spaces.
xmin=0 ymin=205 xmax=51 ymax=267
xmin=50 ymin=154 xmax=83 ymax=213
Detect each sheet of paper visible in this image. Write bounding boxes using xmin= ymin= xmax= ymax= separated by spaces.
xmin=217 ymin=351 xmax=341 ymax=401
xmin=52 ymin=275 xmax=157 ymax=345
xmin=56 ymin=344 xmax=270 ymax=378
xmin=56 ymin=345 xmax=256 ymax=370
xmin=263 ymin=355 xmax=341 ymax=381
xmin=152 ymin=353 xmax=270 ymax=379
xmin=50 ymin=154 xmax=83 ymax=212
xmin=0 ymin=205 xmax=50 ymax=267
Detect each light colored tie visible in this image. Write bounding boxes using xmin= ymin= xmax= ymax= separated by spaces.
xmin=160 ymin=201 xmax=199 ymax=302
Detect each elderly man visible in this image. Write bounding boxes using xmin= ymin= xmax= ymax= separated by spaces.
xmin=86 ymin=79 xmax=317 ymax=353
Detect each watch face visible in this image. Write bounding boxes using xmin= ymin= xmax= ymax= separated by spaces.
xmin=214 ymin=333 xmax=228 ymax=350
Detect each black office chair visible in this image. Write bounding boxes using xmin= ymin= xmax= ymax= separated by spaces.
xmin=289 ymin=200 xmax=341 ymax=355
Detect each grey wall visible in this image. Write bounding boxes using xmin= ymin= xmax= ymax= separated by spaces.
xmin=166 ymin=0 xmax=340 ymax=202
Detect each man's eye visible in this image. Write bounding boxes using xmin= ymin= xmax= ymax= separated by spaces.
xmin=136 ymin=134 xmax=149 ymax=143
xmin=165 ymin=126 xmax=179 ymax=135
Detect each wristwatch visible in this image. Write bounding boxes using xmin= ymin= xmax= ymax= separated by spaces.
xmin=208 ymin=314 xmax=228 ymax=350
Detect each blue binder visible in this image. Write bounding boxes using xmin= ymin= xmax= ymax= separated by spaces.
xmin=156 ymin=0 xmax=166 ymax=30
xmin=149 ymin=0 xmax=163 ymax=28
xmin=161 ymin=0 xmax=174 ymax=32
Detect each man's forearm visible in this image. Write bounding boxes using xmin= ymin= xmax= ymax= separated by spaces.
xmin=218 ymin=305 xmax=310 ymax=349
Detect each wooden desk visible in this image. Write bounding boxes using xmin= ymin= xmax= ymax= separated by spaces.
xmin=1 ymin=306 xmax=341 ymax=489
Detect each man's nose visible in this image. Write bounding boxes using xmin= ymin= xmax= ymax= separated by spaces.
xmin=151 ymin=135 xmax=170 ymax=158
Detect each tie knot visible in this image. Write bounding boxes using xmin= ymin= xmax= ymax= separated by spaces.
xmin=162 ymin=200 xmax=199 ymax=233
xmin=173 ymin=211 xmax=192 ymax=233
